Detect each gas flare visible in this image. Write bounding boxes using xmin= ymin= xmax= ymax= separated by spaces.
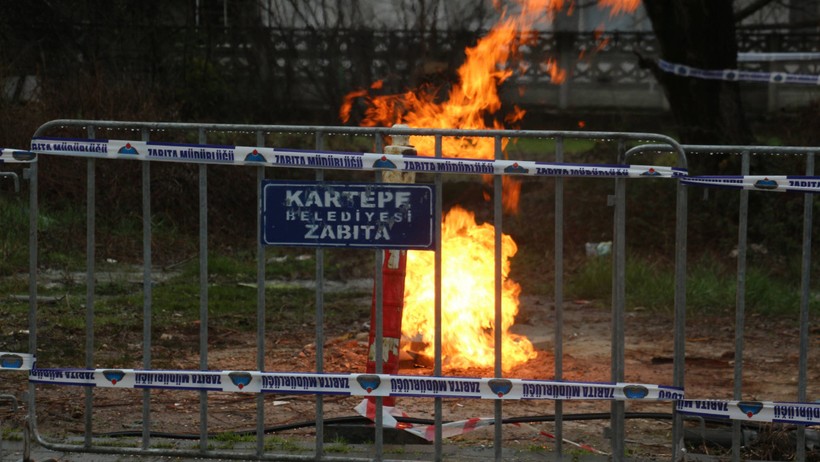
xmin=402 ymin=206 xmax=536 ymax=371
xmin=341 ymin=0 xmax=640 ymax=370
xmin=598 ymin=0 xmax=641 ymax=17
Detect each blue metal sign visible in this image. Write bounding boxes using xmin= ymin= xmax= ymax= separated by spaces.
xmin=261 ymin=181 xmax=435 ymax=249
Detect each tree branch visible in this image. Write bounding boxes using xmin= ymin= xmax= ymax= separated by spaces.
xmin=734 ymin=0 xmax=778 ymax=23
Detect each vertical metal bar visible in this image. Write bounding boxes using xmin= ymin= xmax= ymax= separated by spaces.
xmin=374 ymin=133 xmax=385 ymax=461
xmin=554 ymin=136 xmax=565 ymax=459
xmin=493 ymin=136 xmax=503 ymax=462
xmin=732 ymin=151 xmax=750 ymax=462
xmin=198 ymin=128 xmax=209 ymax=452
xmin=796 ymin=152 xmax=814 ymax=462
xmin=255 ymin=130 xmax=267 ymax=457
xmin=314 ymin=130 xmax=326 ymax=459
xmin=141 ymin=128 xmax=152 ymax=450
xmin=84 ymin=126 xmax=96 ymax=448
xmin=374 ymin=247 xmax=384 ymax=461
xmin=671 ymin=167 xmax=689 ymax=461
xmin=434 ymin=134 xmax=444 ymax=461
xmin=27 ymin=153 xmax=39 ymax=439
xmin=611 ymin=139 xmax=626 ymax=461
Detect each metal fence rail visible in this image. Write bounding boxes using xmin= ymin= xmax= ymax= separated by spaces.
xmin=626 ymin=142 xmax=817 ymax=462
xmin=3 ymin=119 xmax=814 ymax=461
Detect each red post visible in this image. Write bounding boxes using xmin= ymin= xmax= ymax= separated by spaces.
xmin=365 ymin=126 xmax=416 ymax=407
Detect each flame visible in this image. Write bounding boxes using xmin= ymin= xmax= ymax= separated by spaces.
xmin=340 ymin=5 xmax=556 ymax=214
xmin=542 ymin=57 xmax=567 ymax=84
xmin=402 ymin=206 xmax=536 ymax=370
xmin=339 ymin=0 xmax=638 ymax=371
xmin=598 ymin=0 xmax=641 ymax=17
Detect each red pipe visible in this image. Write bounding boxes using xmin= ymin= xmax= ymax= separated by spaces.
xmin=365 ymin=128 xmax=415 ymax=408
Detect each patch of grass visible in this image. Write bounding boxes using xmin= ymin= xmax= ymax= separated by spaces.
xmin=96 ymin=278 xmax=135 ymax=297
xmin=567 ymin=255 xmax=819 ymax=315
xmin=150 ymin=441 xmax=175 ymax=449
xmin=525 ymin=443 xmax=548 ymax=453
xmin=1 ymin=428 xmax=23 ymax=441
xmin=212 ymin=431 xmax=256 ymax=443
xmin=0 ymin=273 xmax=28 ymax=294
xmin=263 ymin=435 xmax=303 ymax=452
xmin=210 ymin=254 xmax=255 ymax=280
xmin=0 ymin=196 xmax=30 ymax=274
xmin=211 ymin=431 xmax=256 ymax=449
xmin=325 ymin=436 xmax=352 ymax=453
xmin=37 ymin=204 xmax=88 ymax=269
xmin=505 ymin=137 xmax=598 ymax=161
xmin=264 ymin=251 xmax=316 ymax=280
xmin=385 ymin=445 xmax=406 ymax=454
xmin=12 ymin=247 xmax=373 ymax=366
xmin=91 ymin=437 xmax=136 ymax=448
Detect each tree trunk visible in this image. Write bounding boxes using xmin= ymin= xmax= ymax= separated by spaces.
xmin=642 ymin=0 xmax=754 ymax=145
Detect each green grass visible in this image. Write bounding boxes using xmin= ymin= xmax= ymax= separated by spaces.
xmin=505 ymin=137 xmax=598 ymax=160
xmin=211 ymin=431 xmax=257 ymax=449
xmin=325 ymin=436 xmax=352 ymax=453
xmin=0 ymin=248 xmax=370 ymax=367
xmin=525 ymin=443 xmax=549 ymax=453
xmin=568 ymin=255 xmax=819 ymax=315
xmin=89 ymin=437 xmax=136 ymax=448
xmin=0 ymin=196 xmax=32 ymax=274
xmin=263 ymin=435 xmax=304 ymax=452
xmin=150 ymin=442 xmax=176 ymax=449
xmin=1 ymin=428 xmax=23 ymax=442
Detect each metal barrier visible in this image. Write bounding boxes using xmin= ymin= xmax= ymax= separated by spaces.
xmin=625 ymin=143 xmax=818 ymax=462
xmin=0 ymin=149 xmax=35 ymax=461
xmin=0 ymin=394 xmax=18 ymax=459
xmin=3 ymin=120 xmax=814 ymax=461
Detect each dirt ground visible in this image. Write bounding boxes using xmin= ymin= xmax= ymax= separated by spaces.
xmin=1 ymin=291 xmax=818 ymax=460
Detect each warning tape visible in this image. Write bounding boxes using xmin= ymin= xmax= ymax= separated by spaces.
xmin=658 ymin=58 xmax=820 ymax=85
xmin=28 ymin=137 xmax=820 ymax=194
xmin=0 ymin=352 xmax=35 ymax=370
xmin=354 ymin=398 xmax=820 ymax=443
xmin=29 ymin=137 xmax=686 ymax=179
xmin=738 ymin=52 xmax=820 ymax=63
xmin=677 ymin=399 xmax=820 ymax=427
xmin=1 ymin=358 xmax=812 ymax=427
xmin=681 ymin=175 xmax=820 ymax=193
xmin=355 ymin=398 xmax=500 ymax=442
xmin=26 ymin=366 xmax=682 ymax=401
xmin=0 ymin=149 xmax=36 ymax=163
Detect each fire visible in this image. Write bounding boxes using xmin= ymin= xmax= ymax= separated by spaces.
xmin=598 ymin=0 xmax=641 ymax=17
xmin=402 ymin=206 xmax=536 ymax=370
xmin=340 ymin=0 xmax=640 ymax=370
xmin=542 ymin=57 xmax=567 ymax=84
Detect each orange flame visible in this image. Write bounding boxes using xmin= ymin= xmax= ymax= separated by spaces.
xmin=542 ymin=57 xmax=567 ymax=84
xmin=339 ymin=0 xmax=638 ymax=371
xmin=402 ymin=206 xmax=537 ymax=370
xmin=340 ymin=6 xmax=558 ymax=214
xmin=598 ymin=0 xmax=641 ymax=17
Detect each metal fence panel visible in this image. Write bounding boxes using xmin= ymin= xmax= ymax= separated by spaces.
xmin=2 ymin=120 xmax=812 ymax=461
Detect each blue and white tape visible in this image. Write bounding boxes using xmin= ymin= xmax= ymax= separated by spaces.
xmin=29 ymin=137 xmax=686 ymax=179
xmin=658 ymin=59 xmax=820 ymax=85
xmin=27 ymin=366 xmax=681 ymax=401
xmin=7 ymin=358 xmax=815 ymax=426
xmin=27 ymin=137 xmax=820 ymax=194
xmin=678 ymin=399 xmax=820 ymax=427
xmin=681 ymin=175 xmax=820 ymax=193
xmin=0 ymin=352 xmax=35 ymax=370
xmin=0 ymin=148 xmax=36 ymax=163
